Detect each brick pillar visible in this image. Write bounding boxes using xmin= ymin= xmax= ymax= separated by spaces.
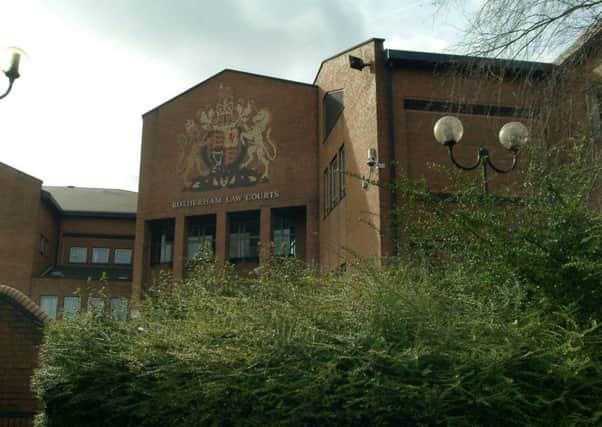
xmin=260 ymin=207 xmax=271 ymax=263
xmin=306 ymin=202 xmax=319 ymax=265
xmin=131 ymin=218 xmax=147 ymax=304
xmin=216 ymin=211 xmax=227 ymax=264
xmin=173 ymin=215 xmax=186 ymax=279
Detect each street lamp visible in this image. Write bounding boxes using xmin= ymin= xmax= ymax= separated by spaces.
xmin=433 ymin=116 xmax=529 ymax=193
xmin=0 ymin=47 xmax=25 ymax=100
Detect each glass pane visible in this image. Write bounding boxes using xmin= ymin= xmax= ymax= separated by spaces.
xmin=114 ymin=249 xmax=132 ymax=264
xmin=40 ymin=296 xmax=57 ymax=319
xmin=110 ymin=298 xmax=128 ymax=321
xmin=92 ymin=248 xmax=110 ymax=263
xmin=69 ymin=247 xmax=87 ymax=263
xmin=88 ymin=297 xmax=105 ymax=317
xmin=63 ymin=296 xmax=81 ymax=319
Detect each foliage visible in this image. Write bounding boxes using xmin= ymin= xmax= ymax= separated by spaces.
xmin=394 ymin=139 xmax=602 ymax=323
xmin=34 ymin=248 xmax=602 ymax=426
xmin=436 ymin=0 xmax=601 ymax=60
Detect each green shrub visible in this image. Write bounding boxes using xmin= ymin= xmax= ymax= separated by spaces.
xmin=33 ymin=256 xmax=602 ymax=426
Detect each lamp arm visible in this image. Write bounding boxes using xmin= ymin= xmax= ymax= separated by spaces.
xmin=0 ymin=78 xmax=14 ymax=100
xmin=447 ymin=144 xmax=482 ymax=171
xmin=487 ymin=151 xmax=519 ymax=174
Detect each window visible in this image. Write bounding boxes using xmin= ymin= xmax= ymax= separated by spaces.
xmin=587 ymin=86 xmax=602 ymax=139
xmin=187 ymin=216 xmax=216 ymax=259
xmin=92 ymin=247 xmax=110 ymax=264
xmin=330 ymin=157 xmax=338 ymax=210
xmin=40 ymin=295 xmax=58 ymax=319
xmin=63 ymin=296 xmax=81 ymax=319
xmin=273 ymin=214 xmax=296 ymax=257
xmin=110 ymin=298 xmax=128 ymax=321
xmin=88 ymin=297 xmax=105 ymax=317
xmin=324 ymin=90 xmax=344 ymax=138
xmin=39 ymin=235 xmax=49 ymax=256
xmin=323 ymin=144 xmax=346 ymax=217
xmin=323 ymin=168 xmax=329 ymax=217
xmin=150 ymin=220 xmax=175 ymax=264
xmin=69 ymin=247 xmax=87 ymax=263
xmin=114 ymin=248 xmax=132 ymax=265
xmin=229 ymin=211 xmax=260 ymax=261
xmin=339 ymin=145 xmax=346 ymax=200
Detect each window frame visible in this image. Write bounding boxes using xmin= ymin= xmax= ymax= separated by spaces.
xmin=69 ymin=246 xmax=88 ymax=264
xmin=40 ymin=295 xmax=58 ymax=319
xmin=114 ymin=248 xmax=133 ymax=265
xmin=91 ymin=247 xmax=110 ymax=264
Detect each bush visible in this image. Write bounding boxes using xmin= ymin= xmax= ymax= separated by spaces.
xmin=34 ymin=141 xmax=602 ymax=426
xmin=33 ymin=256 xmax=602 ymax=426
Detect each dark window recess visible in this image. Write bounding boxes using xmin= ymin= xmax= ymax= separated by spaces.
xmin=187 ymin=215 xmax=216 ymax=259
xmin=330 ymin=157 xmax=337 ymax=210
xmin=229 ymin=211 xmax=260 ymax=262
xmin=324 ymin=143 xmax=346 ymax=218
xmin=273 ymin=213 xmax=296 ymax=257
xmin=323 ymin=168 xmax=329 ymax=217
xmin=338 ymin=145 xmax=346 ymax=200
xmin=150 ymin=220 xmax=175 ymax=265
xmin=324 ymin=90 xmax=344 ymax=138
xmin=404 ymin=98 xmax=521 ymax=117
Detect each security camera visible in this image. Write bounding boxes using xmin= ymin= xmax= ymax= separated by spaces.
xmin=367 ymin=148 xmax=377 ymax=168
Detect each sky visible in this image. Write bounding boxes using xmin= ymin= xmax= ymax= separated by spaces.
xmin=0 ymin=0 xmax=482 ymax=191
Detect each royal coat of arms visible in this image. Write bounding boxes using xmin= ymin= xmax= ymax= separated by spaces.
xmin=176 ymin=85 xmax=278 ymax=191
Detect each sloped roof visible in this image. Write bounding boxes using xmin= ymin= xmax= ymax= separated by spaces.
xmin=43 ymin=186 xmax=137 ymax=216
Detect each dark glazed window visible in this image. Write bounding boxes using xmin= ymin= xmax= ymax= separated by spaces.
xmin=339 ymin=145 xmax=346 ymax=200
xmin=229 ymin=211 xmax=260 ymax=261
xmin=150 ymin=220 xmax=175 ymax=265
xmin=323 ymin=168 xmax=329 ymax=217
xmin=187 ymin=215 xmax=216 ymax=259
xmin=273 ymin=213 xmax=296 ymax=257
xmin=324 ymin=90 xmax=344 ymax=139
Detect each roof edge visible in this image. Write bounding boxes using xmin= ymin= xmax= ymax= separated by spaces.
xmin=384 ymin=49 xmax=554 ymax=75
xmin=0 ymin=161 xmax=42 ymax=183
xmin=313 ymin=37 xmax=385 ymax=85
xmin=0 ymin=284 xmax=52 ymax=325
xmin=143 ymin=68 xmax=316 ymax=116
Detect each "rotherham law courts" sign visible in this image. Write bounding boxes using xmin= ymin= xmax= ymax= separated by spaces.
xmin=172 ymin=191 xmax=280 ymax=209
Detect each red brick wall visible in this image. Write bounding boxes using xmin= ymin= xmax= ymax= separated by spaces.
xmin=133 ymin=71 xmax=319 ymax=296
xmin=0 ymin=163 xmax=42 ymax=295
xmin=315 ymin=40 xmax=386 ymax=272
xmin=0 ymin=298 xmax=43 ymax=414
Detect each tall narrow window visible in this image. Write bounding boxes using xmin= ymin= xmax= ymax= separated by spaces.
xmin=187 ymin=215 xmax=216 ymax=259
xmin=40 ymin=295 xmax=58 ymax=319
xmin=63 ymin=296 xmax=81 ymax=319
xmin=330 ymin=156 xmax=338 ymax=209
xmin=339 ymin=145 xmax=346 ymax=200
xmin=273 ymin=213 xmax=296 ymax=257
xmin=110 ymin=298 xmax=128 ymax=321
xmin=88 ymin=297 xmax=105 ymax=317
xmin=229 ymin=211 xmax=260 ymax=262
xmin=150 ymin=220 xmax=175 ymax=265
xmin=324 ymin=90 xmax=344 ymax=139
xmin=323 ymin=168 xmax=329 ymax=217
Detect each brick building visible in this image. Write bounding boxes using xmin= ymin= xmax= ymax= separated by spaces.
xmin=132 ymin=38 xmax=559 ymax=298
xmin=1 ymin=33 xmax=600 ymax=422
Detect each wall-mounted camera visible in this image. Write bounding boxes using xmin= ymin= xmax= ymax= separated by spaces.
xmin=363 ymin=148 xmax=385 ymax=189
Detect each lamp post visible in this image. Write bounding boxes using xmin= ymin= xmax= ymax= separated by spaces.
xmin=0 ymin=47 xmax=25 ymax=100
xmin=433 ymin=116 xmax=529 ymax=194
